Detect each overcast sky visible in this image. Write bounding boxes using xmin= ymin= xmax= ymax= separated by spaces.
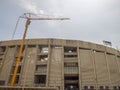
xmin=0 ymin=0 xmax=120 ymax=48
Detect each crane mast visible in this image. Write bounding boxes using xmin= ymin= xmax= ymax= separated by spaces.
xmin=10 ymin=13 xmax=69 ymax=86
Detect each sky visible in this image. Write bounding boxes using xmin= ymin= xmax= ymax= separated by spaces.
xmin=0 ymin=0 xmax=120 ymax=49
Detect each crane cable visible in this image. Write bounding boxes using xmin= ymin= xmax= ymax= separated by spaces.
xmin=11 ymin=17 xmax=21 ymax=40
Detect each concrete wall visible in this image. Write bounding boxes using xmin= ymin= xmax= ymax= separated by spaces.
xmin=95 ymin=51 xmax=109 ymax=86
xmin=49 ymin=47 xmax=62 ymax=88
xmin=0 ymin=46 xmax=16 ymax=85
xmin=79 ymin=49 xmax=94 ymax=87
xmin=20 ymin=45 xmax=37 ymax=86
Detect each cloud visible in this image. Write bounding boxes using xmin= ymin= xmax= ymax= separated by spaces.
xmin=18 ymin=0 xmax=42 ymax=14
xmin=17 ymin=0 xmax=64 ymax=27
xmin=17 ymin=0 xmax=64 ymax=16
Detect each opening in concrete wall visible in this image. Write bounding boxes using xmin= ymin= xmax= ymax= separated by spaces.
xmin=8 ymin=75 xmax=20 ymax=85
xmin=34 ymin=75 xmax=46 ymax=87
xmin=0 ymin=58 xmax=2 ymax=64
xmin=0 ymin=80 xmax=5 ymax=86
xmin=0 ymin=46 xmax=6 ymax=52
xmin=64 ymin=47 xmax=77 ymax=53
xmin=83 ymin=86 xmax=94 ymax=90
xmin=64 ymin=75 xmax=79 ymax=90
xmin=64 ymin=55 xmax=77 ymax=58
xmin=38 ymin=46 xmax=48 ymax=53
xmin=35 ymin=65 xmax=47 ymax=73
xmin=99 ymin=86 xmax=109 ymax=90
xmin=37 ymin=55 xmax=48 ymax=62
xmin=10 ymin=66 xmax=21 ymax=74
xmin=28 ymin=45 xmax=36 ymax=48
xmin=14 ymin=56 xmax=23 ymax=63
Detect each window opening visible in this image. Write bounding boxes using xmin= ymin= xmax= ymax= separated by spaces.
xmin=64 ymin=47 xmax=77 ymax=53
xmin=0 ymin=46 xmax=6 ymax=52
xmin=0 ymin=81 xmax=5 ymax=86
xmin=64 ymin=55 xmax=77 ymax=58
xmin=38 ymin=46 xmax=48 ymax=53
xmin=34 ymin=75 xmax=46 ymax=87
xmin=35 ymin=65 xmax=47 ymax=73
xmin=64 ymin=76 xmax=79 ymax=90
xmin=37 ymin=55 xmax=48 ymax=61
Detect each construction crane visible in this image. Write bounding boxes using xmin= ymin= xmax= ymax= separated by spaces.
xmin=10 ymin=13 xmax=69 ymax=86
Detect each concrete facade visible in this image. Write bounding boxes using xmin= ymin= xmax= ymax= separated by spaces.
xmin=0 ymin=38 xmax=120 ymax=90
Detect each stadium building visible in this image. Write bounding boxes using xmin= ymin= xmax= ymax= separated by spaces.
xmin=0 ymin=38 xmax=120 ymax=90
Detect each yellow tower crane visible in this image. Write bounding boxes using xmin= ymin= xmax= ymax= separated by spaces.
xmin=10 ymin=13 xmax=69 ymax=86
